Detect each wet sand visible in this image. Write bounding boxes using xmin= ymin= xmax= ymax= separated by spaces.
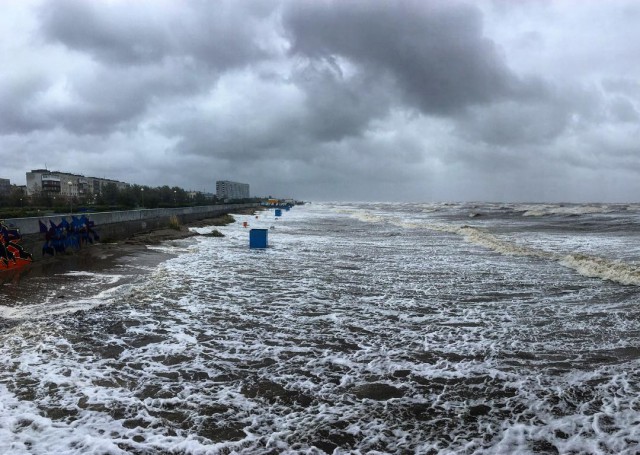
xmin=0 ymin=214 xmax=240 ymax=305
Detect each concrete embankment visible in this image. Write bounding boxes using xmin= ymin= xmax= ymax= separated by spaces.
xmin=5 ymin=203 xmax=259 ymax=261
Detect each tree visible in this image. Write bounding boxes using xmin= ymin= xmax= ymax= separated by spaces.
xmin=102 ymin=183 xmax=119 ymax=205
xmin=193 ymin=192 xmax=207 ymax=205
xmin=116 ymin=186 xmax=136 ymax=208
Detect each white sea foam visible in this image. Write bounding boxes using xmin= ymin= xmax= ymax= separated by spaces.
xmin=0 ymin=284 xmax=131 ymax=320
xmin=60 ymin=271 xmax=98 ymax=277
xmin=59 ymin=271 xmax=125 ymax=285
xmin=560 ymin=253 xmax=640 ymax=286
xmin=342 ymin=209 xmax=388 ymax=224
xmin=2 ymin=203 xmax=640 ymax=453
xmin=520 ymin=204 xmax=615 ymax=217
xmin=396 ymin=218 xmax=640 ymax=287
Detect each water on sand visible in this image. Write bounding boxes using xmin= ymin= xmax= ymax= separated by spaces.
xmin=2 ymin=202 xmax=640 ymax=454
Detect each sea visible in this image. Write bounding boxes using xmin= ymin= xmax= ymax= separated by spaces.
xmin=2 ymin=201 xmax=640 ymax=455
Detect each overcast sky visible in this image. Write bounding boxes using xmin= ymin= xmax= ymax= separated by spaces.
xmin=1 ymin=0 xmax=640 ymax=202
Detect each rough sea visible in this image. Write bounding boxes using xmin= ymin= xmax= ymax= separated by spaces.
xmin=2 ymin=202 xmax=640 ymax=455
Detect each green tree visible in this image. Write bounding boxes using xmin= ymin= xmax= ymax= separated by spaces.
xmin=116 ymin=186 xmax=136 ymax=208
xmin=102 ymin=183 xmax=119 ymax=206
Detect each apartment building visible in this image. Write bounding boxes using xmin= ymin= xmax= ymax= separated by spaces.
xmin=215 ymin=180 xmax=250 ymax=200
xmin=0 ymin=178 xmax=10 ymax=196
xmin=26 ymin=170 xmax=129 ymax=198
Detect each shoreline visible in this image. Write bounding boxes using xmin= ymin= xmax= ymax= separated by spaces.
xmin=0 ymin=210 xmax=258 ymax=291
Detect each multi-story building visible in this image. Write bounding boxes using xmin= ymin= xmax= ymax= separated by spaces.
xmin=216 ymin=180 xmax=250 ymax=200
xmin=0 ymin=178 xmax=11 ymax=196
xmin=41 ymin=174 xmax=62 ymax=195
xmin=26 ymin=170 xmax=129 ymax=198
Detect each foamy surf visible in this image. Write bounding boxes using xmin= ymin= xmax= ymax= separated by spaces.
xmin=347 ymin=207 xmax=640 ymax=287
xmin=521 ymin=204 xmax=616 ymax=217
xmin=560 ymin=254 xmax=640 ymax=286
xmin=3 ymin=202 xmax=640 ymax=453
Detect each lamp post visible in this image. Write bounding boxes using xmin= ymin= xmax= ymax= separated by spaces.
xmin=68 ymin=181 xmax=73 ymax=215
xmin=173 ymin=190 xmax=177 ymax=206
xmin=140 ymin=187 xmax=144 ymax=208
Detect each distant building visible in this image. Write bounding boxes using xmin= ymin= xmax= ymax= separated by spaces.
xmin=26 ymin=169 xmax=129 ymax=198
xmin=0 ymin=178 xmax=10 ymax=196
xmin=216 ymin=180 xmax=250 ymax=200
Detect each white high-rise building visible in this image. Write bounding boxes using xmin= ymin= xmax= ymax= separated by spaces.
xmin=216 ymin=180 xmax=250 ymax=200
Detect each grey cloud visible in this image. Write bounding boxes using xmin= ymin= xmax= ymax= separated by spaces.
xmin=22 ymin=0 xmax=283 ymax=136
xmin=291 ymin=60 xmax=397 ymax=142
xmin=39 ymin=0 xmax=276 ymax=69
xmin=167 ymin=59 xmax=398 ymax=162
xmin=453 ymin=77 xmax=608 ymax=148
xmin=607 ymin=96 xmax=639 ymax=123
xmin=3 ymin=0 xmax=640 ymax=202
xmin=0 ymin=60 xmax=207 ymax=135
xmin=0 ymin=73 xmax=53 ymax=133
xmin=283 ymin=0 xmax=518 ymax=115
xmin=53 ymin=62 xmax=209 ymax=135
xmin=602 ymin=78 xmax=640 ymax=98
xmin=455 ymin=100 xmax=570 ymax=147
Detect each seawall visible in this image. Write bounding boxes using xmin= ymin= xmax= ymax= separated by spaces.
xmin=4 ymin=203 xmax=259 ymax=261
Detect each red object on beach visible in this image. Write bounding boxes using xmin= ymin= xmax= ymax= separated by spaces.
xmin=1 ymin=222 xmax=33 ymax=272
xmin=0 ymin=240 xmax=33 ymax=271
xmin=1 ymin=254 xmax=32 ymax=271
xmin=243 ymin=221 xmax=248 ymax=228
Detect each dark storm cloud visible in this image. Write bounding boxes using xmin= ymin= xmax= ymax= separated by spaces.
xmin=3 ymin=0 xmax=640 ymax=202
xmin=39 ymin=0 xmax=275 ymax=69
xmin=283 ymin=0 xmax=518 ymax=115
xmin=454 ymin=94 xmax=571 ymax=147
xmin=54 ymin=62 xmax=210 ymax=135
xmin=2 ymin=0 xmax=280 ymax=136
xmin=0 ymin=59 xmax=206 ymax=135
xmin=290 ymin=59 xmax=397 ymax=142
xmin=167 ymin=57 xmax=398 ymax=163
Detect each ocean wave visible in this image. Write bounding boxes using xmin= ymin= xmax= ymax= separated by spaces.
xmin=560 ymin=254 xmax=640 ymax=286
xmin=520 ymin=204 xmax=617 ymax=217
xmin=340 ymin=209 xmax=388 ymax=224
xmin=351 ymin=206 xmax=640 ymax=287
xmin=419 ymin=222 xmax=640 ymax=287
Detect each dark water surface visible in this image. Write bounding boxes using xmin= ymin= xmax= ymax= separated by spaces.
xmin=2 ymin=202 xmax=640 ymax=454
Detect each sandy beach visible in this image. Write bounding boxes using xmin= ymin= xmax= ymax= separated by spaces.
xmin=0 ymin=213 xmax=239 ymax=304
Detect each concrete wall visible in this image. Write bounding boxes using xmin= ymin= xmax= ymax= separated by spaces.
xmin=4 ymin=203 xmax=259 ymax=261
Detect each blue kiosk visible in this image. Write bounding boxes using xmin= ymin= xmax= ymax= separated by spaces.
xmin=249 ymin=228 xmax=269 ymax=249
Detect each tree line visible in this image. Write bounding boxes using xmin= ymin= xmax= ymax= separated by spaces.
xmin=0 ymin=184 xmax=261 ymax=219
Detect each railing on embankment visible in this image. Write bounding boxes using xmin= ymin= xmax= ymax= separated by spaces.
xmin=4 ymin=203 xmax=260 ymax=261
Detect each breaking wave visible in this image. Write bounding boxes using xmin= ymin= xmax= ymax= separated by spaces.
xmin=346 ymin=208 xmax=640 ymax=287
xmin=431 ymin=224 xmax=640 ymax=286
xmin=560 ymin=254 xmax=640 ymax=286
xmin=520 ymin=204 xmax=617 ymax=217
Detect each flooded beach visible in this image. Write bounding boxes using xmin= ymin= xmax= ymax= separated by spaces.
xmin=2 ymin=203 xmax=640 ymax=454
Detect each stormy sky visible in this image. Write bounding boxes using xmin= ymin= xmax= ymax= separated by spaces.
xmin=1 ymin=0 xmax=640 ymax=202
